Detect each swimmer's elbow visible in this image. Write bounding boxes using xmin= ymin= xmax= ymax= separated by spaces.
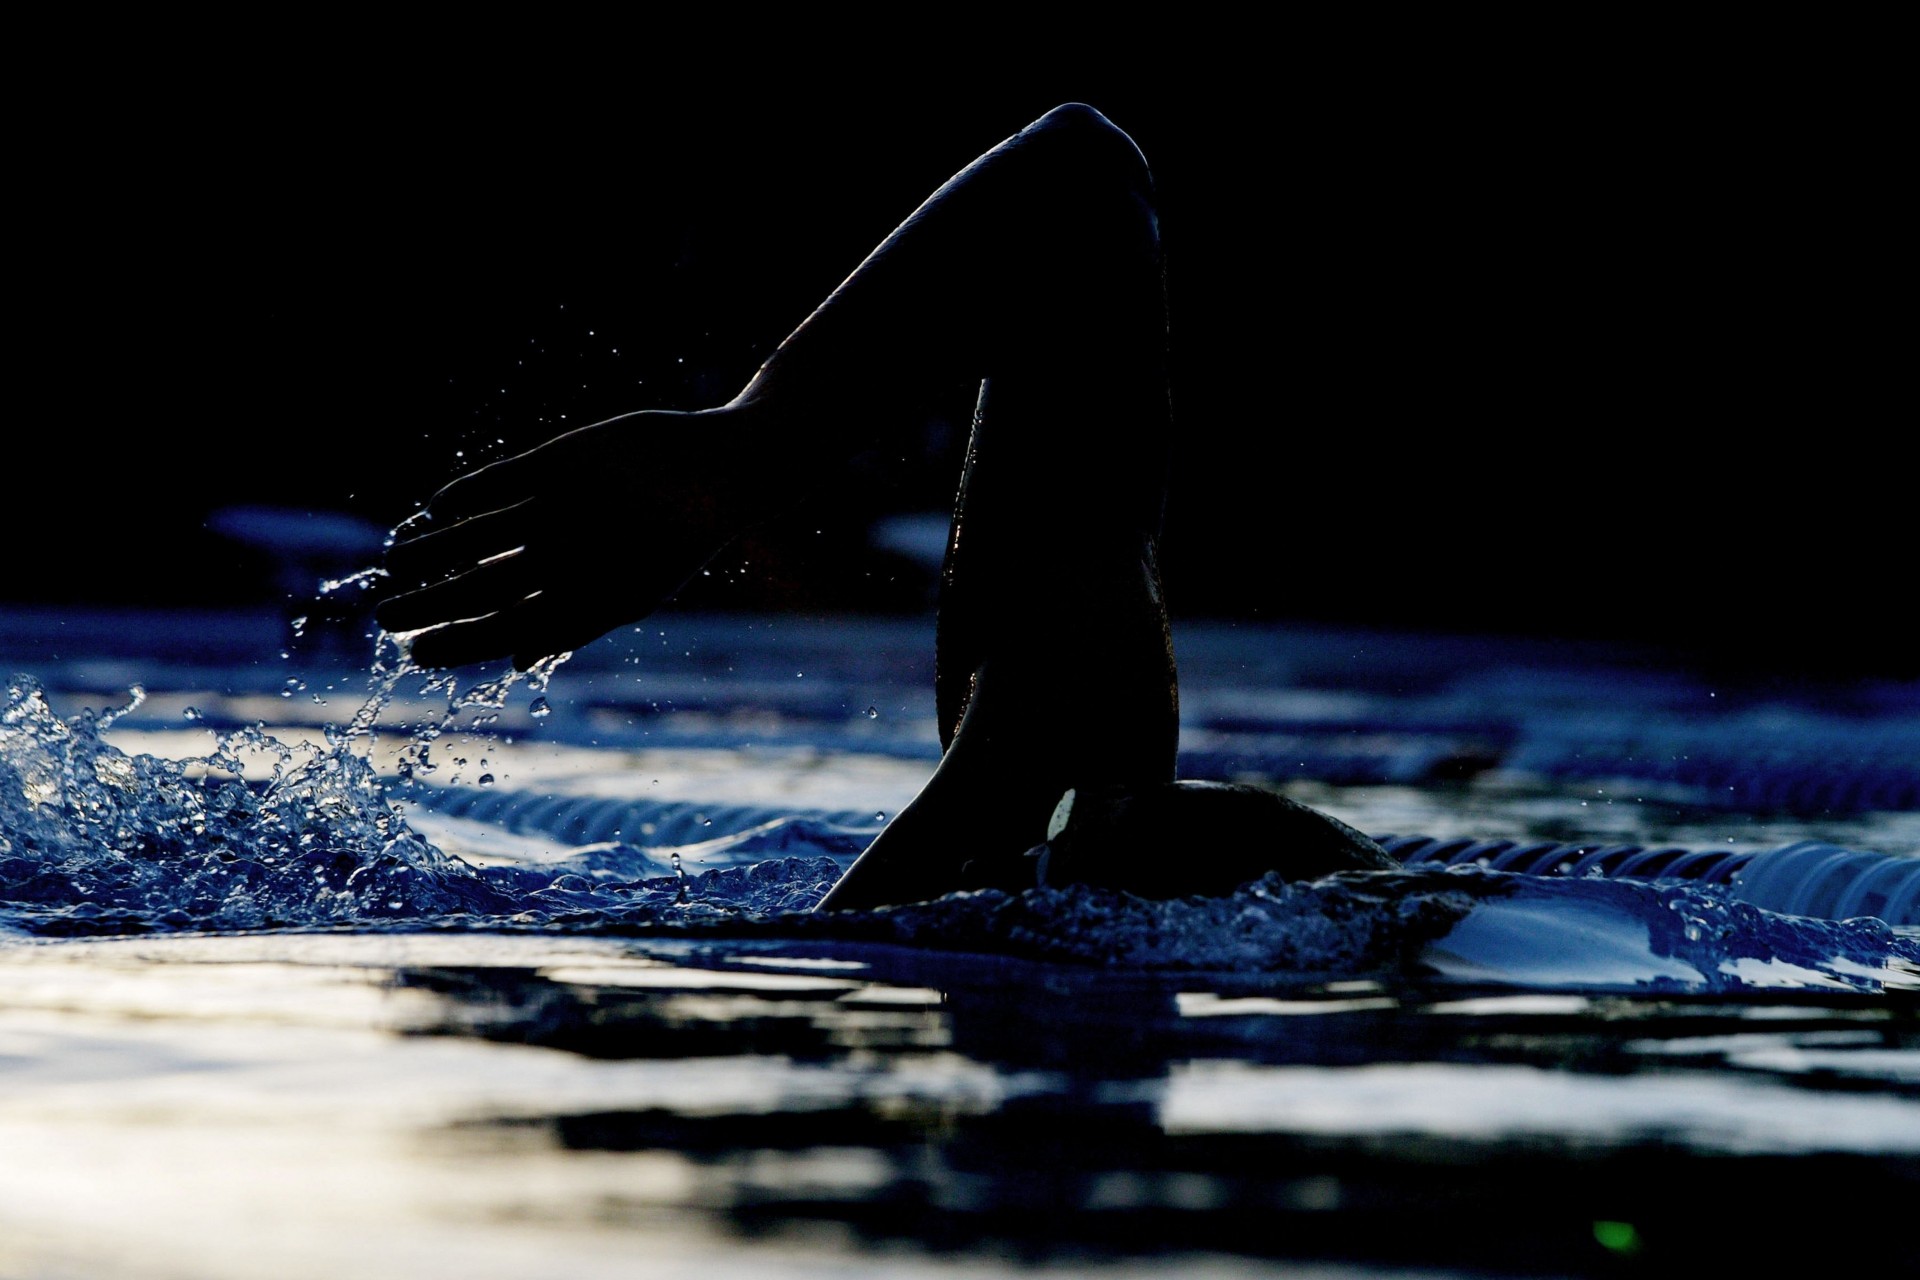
xmin=1031 ymin=102 xmax=1120 ymax=134
xmin=1022 ymin=102 xmax=1153 ymax=189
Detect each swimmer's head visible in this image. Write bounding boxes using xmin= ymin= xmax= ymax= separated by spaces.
xmin=1029 ymin=781 xmax=1395 ymax=898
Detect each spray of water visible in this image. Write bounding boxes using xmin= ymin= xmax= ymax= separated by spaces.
xmin=3 ymin=618 xmax=1915 ymax=994
xmin=0 ymin=618 xmax=576 ymax=932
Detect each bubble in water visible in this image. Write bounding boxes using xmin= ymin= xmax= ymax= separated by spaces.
xmin=529 ymin=697 xmax=551 ymax=719
xmin=290 ymin=616 xmax=308 ymax=636
xmin=865 ymin=706 xmax=878 ymax=719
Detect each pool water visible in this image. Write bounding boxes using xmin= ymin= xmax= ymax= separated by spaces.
xmin=2 ymin=607 xmax=1916 ymax=1278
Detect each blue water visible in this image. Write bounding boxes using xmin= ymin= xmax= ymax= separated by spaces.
xmin=2 ymin=607 xmax=1917 ymax=1276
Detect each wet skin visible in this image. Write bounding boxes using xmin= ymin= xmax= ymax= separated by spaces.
xmin=380 ymin=104 xmax=1390 ymax=910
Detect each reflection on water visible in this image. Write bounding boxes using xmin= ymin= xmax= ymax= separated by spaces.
xmin=4 ymin=611 xmax=1920 ymax=1276
xmin=1 ymin=933 xmax=1915 ymax=1277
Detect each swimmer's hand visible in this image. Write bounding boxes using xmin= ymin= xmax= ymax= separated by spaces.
xmin=376 ymin=406 xmax=769 ymax=669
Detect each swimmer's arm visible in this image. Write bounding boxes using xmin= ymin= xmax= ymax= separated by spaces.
xmin=379 ymin=104 xmax=1157 ymax=669
xmin=729 ymin=102 xmax=1160 ymax=443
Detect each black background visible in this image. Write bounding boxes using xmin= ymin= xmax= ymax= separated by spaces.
xmin=12 ymin=24 xmax=1909 ymax=677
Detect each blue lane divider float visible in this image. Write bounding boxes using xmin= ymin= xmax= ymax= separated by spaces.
xmin=421 ymin=783 xmax=1920 ymax=926
xmin=407 ymin=784 xmax=884 ymax=851
xmin=1380 ymin=835 xmax=1757 ymax=883
xmin=1726 ymin=841 xmax=1920 ymax=926
xmin=1381 ymin=835 xmax=1920 ymax=926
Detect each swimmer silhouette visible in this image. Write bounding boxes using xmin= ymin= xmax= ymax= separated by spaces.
xmin=378 ymin=104 xmax=1393 ymax=909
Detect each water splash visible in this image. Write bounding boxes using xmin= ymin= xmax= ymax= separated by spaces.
xmin=318 ymin=565 xmax=389 ymax=597
xmin=0 ymin=672 xmax=504 ymax=933
xmin=0 ymin=631 xmax=577 ymax=935
xmin=3 ymin=655 xmax=1915 ymax=996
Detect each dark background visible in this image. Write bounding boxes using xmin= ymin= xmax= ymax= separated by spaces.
xmin=12 ymin=30 xmax=1908 ymax=678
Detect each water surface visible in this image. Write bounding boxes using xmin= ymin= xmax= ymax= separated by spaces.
xmin=3 ymin=609 xmax=1915 ymax=1277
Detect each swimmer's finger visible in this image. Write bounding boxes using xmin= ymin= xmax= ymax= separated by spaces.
xmin=375 ymin=549 xmax=542 ymax=636
xmin=401 ymin=611 xmax=525 ymax=670
xmin=404 ymin=591 xmax=603 ymax=671
xmin=405 ymin=451 xmax=550 ymax=529
xmin=383 ymin=501 xmax=534 ymax=587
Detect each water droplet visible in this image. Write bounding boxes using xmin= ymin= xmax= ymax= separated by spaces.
xmin=183 ymin=707 xmax=203 ymax=722
xmin=865 ymin=705 xmax=878 ymax=719
xmin=529 ymin=697 xmax=551 ymax=718
xmin=477 ymin=773 xmax=495 ymax=787
xmin=874 ymin=811 xmax=886 ymax=823
xmin=290 ymin=615 xmax=308 ymax=635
